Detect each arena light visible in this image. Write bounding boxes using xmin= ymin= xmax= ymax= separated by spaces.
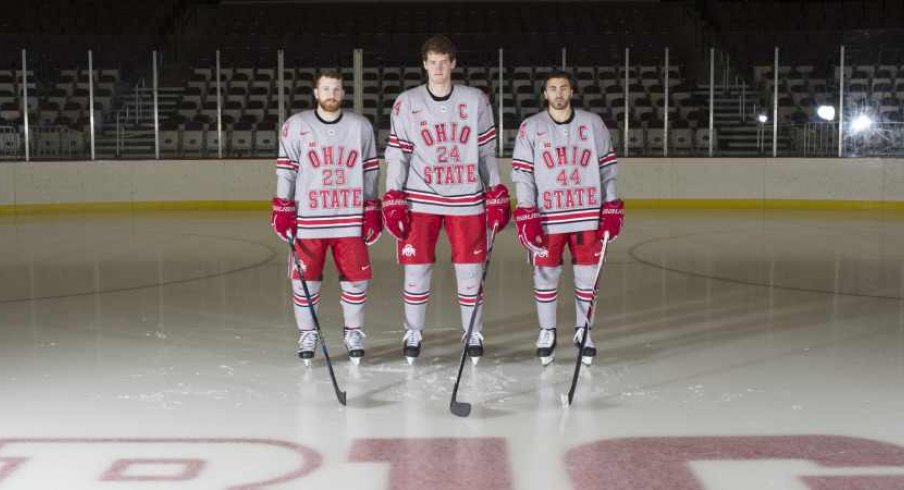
xmin=816 ymin=105 xmax=835 ymax=121
xmin=851 ymin=114 xmax=873 ymax=133
xmin=757 ymin=113 xmax=768 ymax=123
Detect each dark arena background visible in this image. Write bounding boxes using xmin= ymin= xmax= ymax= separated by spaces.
xmin=1 ymin=1 xmax=904 ymax=489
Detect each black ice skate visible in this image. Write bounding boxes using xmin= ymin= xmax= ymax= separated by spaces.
xmin=536 ymin=328 xmax=557 ymax=366
xmin=297 ymin=330 xmax=319 ymax=367
xmin=573 ymin=327 xmax=596 ymax=366
xmin=402 ymin=329 xmax=422 ymax=365
xmin=465 ymin=331 xmax=484 ymax=365
xmin=344 ymin=328 xmax=366 ymax=366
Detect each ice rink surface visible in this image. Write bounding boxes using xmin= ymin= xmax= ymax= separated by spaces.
xmin=1 ymin=208 xmax=903 ymax=489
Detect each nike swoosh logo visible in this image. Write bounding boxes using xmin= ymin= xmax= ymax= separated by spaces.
xmin=361 ymin=265 xmax=371 ymax=270
xmin=412 ymin=109 xmax=423 ymax=114
xmin=473 ymin=249 xmax=483 ymax=255
xmin=300 ymin=131 xmax=310 ymax=135
xmin=537 ymin=131 xmax=547 ymax=136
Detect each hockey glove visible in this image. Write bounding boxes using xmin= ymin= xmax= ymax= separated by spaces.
xmin=382 ymin=190 xmax=411 ymax=240
xmin=485 ymin=184 xmax=511 ymax=231
xmin=362 ymin=199 xmax=383 ymax=245
xmin=598 ymin=199 xmax=624 ymax=241
xmin=271 ymin=197 xmax=296 ymax=241
xmin=514 ymin=206 xmax=547 ymax=254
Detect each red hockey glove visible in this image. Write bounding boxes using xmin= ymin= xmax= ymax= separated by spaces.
xmin=362 ymin=199 xmax=383 ymax=245
xmin=382 ymin=190 xmax=410 ymax=240
xmin=598 ymin=199 xmax=624 ymax=241
xmin=514 ymin=206 xmax=547 ymax=254
xmin=485 ymin=184 xmax=511 ymax=231
xmin=271 ymin=197 xmax=296 ymax=241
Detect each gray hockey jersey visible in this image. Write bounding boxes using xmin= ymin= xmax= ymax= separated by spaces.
xmin=275 ymin=110 xmax=379 ymax=239
xmin=511 ymin=109 xmax=619 ymax=234
xmin=385 ymin=84 xmax=500 ymax=216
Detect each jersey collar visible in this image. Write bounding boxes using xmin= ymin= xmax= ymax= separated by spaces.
xmin=426 ymin=84 xmax=454 ymax=102
xmin=315 ymin=109 xmax=344 ymax=125
xmin=547 ymin=108 xmax=575 ymax=125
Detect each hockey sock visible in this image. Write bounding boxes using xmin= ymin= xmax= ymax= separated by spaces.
xmin=534 ymin=266 xmax=562 ymax=330
xmin=339 ymin=280 xmax=368 ymax=330
xmin=292 ymin=279 xmax=322 ymax=331
xmin=402 ymin=264 xmax=432 ymax=332
xmin=573 ymin=264 xmax=598 ymax=328
xmin=454 ymin=263 xmax=483 ymax=334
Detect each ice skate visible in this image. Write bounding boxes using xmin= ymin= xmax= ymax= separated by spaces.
xmin=573 ymin=327 xmax=596 ymax=366
xmin=344 ymin=328 xmax=365 ymax=366
xmin=536 ymin=328 xmax=556 ymax=366
xmin=297 ymin=330 xmax=319 ymax=366
xmin=402 ymin=329 xmax=422 ymax=365
xmin=465 ymin=331 xmax=484 ymax=365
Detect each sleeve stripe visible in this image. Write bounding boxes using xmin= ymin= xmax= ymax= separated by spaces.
xmin=477 ymin=127 xmax=497 ymax=146
xmin=276 ymin=158 xmax=299 ymax=171
xmin=387 ymin=134 xmax=414 ymax=153
xmin=598 ymin=152 xmax=618 ymax=167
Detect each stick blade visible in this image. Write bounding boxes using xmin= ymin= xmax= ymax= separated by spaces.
xmin=337 ymin=390 xmax=347 ymax=406
xmin=560 ymin=393 xmax=571 ymax=408
xmin=450 ymin=400 xmax=472 ymax=417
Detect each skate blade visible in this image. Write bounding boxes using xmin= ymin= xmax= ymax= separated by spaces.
xmin=470 ymin=356 xmax=480 ymax=366
xmin=349 ymin=357 xmax=361 ymax=366
xmin=303 ymin=359 xmax=312 ymax=367
xmin=540 ymin=355 xmax=554 ymax=366
xmin=406 ymin=356 xmax=416 ymax=365
xmin=581 ymin=355 xmax=594 ymax=366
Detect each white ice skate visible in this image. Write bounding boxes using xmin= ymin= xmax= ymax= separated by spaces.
xmin=297 ymin=330 xmax=319 ymax=367
xmin=402 ymin=329 xmax=422 ymax=365
xmin=465 ymin=331 xmax=484 ymax=365
xmin=536 ymin=328 xmax=556 ymax=366
xmin=573 ymin=327 xmax=596 ymax=366
xmin=344 ymin=328 xmax=366 ymax=366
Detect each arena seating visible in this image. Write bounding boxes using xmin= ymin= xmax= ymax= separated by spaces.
xmin=3 ymin=1 xmax=902 ymax=159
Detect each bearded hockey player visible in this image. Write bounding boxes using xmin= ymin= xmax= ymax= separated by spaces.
xmin=271 ymin=71 xmax=382 ymax=366
xmin=511 ymin=71 xmax=624 ymax=366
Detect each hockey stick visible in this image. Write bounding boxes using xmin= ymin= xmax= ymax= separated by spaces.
xmin=563 ymin=231 xmax=610 ymax=407
xmin=287 ymin=233 xmax=347 ymax=406
xmin=449 ymin=225 xmax=499 ymax=418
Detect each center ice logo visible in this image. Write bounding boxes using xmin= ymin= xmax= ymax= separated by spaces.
xmin=401 ymin=244 xmax=416 ymax=257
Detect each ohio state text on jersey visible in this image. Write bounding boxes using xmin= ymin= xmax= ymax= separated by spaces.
xmin=511 ymin=109 xmax=619 ymax=234
xmin=385 ymin=84 xmax=501 ymax=216
xmin=275 ymin=110 xmax=379 ymax=239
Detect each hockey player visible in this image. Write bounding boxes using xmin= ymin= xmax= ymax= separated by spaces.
xmin=382 ymin=35 xmax=510 ymax=364
xmin=270 ymin=71 xmax=382 ymax=366
xmin=511 ymin=71 xmax=624 ymax=366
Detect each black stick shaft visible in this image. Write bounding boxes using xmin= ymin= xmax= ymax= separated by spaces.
xmin=450 ymin=226 xmax=498 ymax=417
xmin=288 ymin=237 xmax=347 ymax=406
xmin=566 ymin=232 xmax=610 ymax=405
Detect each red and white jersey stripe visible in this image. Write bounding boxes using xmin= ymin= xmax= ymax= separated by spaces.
xmin=406 ymin=189 xmax=485 ymax=208
xmin=296 ymin=214 xmax=364 ymax=231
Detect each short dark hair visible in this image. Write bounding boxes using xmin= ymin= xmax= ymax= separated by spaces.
xmin=544 ymin=70 xmax=574 ymax=91
xmin=421 ymin=35 xmax=456 ymax=62
xmin=315 ymin=70 xmax=343 ymax=87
